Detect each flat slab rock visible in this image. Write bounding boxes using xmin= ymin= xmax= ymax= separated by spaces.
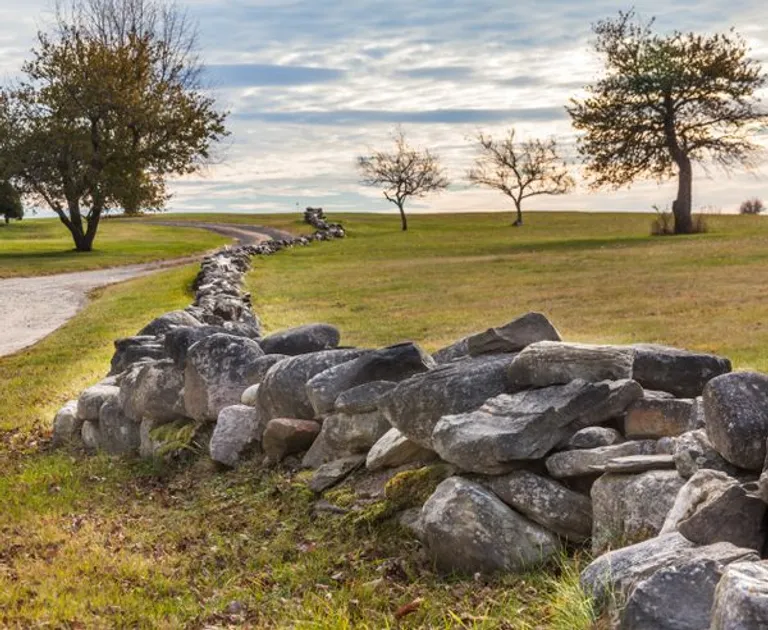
xmin=260 ymin=323 xmax=340 ymax=356
xmin=567 ymin=426 xmax=624 ymax=450
xmin=366 ymin=428 xmax=435 ymax=472
xmin=308 ymin=455 xmax=365 ymax=493
xmin=623 ymin=396 xmax=695 ymax=439
xmin=711 ymin=561 xmax=768 ymax=629
xmin=592 ymin=454 xmax=676 ymax=474
xmin=546 ymin=440 xmax=658 ymax=478
xmin=466 ymin=312 xmax=561 ymax=356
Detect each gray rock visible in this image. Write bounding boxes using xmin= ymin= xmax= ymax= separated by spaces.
xmin=109 ymin=336 xmax=166 ymax=375
xmin=623 ymin=396 xmax=695 ymax=438
xmin=81 ymin=420 xmax=101 ymax=451
xmin=308 ymin=455 xmax=365 ymax=493
xmin=258 ymin=349 xmax=365 ymax=421
xmin=184 ymin=334 xmax=265 ymax=422
xmin=711 ymin=561 xmax=768 ymax=629
xmin=262 ymin=418 xmax=321 ymax=463
xmin=595 ymin=454 xmax=676 ymax=474
xmin=306 ymin=343 xmax=434 ymax=416
xmin=591 ymin=470 xmax=685 ymax=554
xmin=431 ymin=337 xmax=470 ymax=364
xmin=631 ymin=344 xmax=732 ymax=398
xmin=77 ymin=384 xmax=120 ymax=421
xmin=366 ymin=428 xmax=436 ymax=472
xmin=689 ymin=396 xmax=706 ymax=429
xmin=508 ymin=341 xmax=635 ymax=389
xmin=466 ymin=312 xmax=561 ymax=356
xmin=260 ymin=323 xmax=341 ymax=356
xmin=568 ymin=426 xmax=624 ymax=450
xmin=52 ymin=400 xmax=82 ymax=447
xmin=379 ymin=354 xmax=518 ymax=448
xmin=433 ymin=379 xmax=643 ymax=474
xmin=485 ymin=470 xmax=592 ymax=542
xmin=303 ymin=410 xmax=391 ymax=468
xmin=421 ymin=477 xmax=560 ymax=575
xmin=705 ymin=372 xmax=768 ymax=470
xmin=334 ymin=381 xmax=397 ymax=414
xmin=546 ymin=440 xmax=658 ymax=478
xmin=118 ymin=359 xmax=185 ymax=423
xmin=98 ymin=398 xmax=140 ymax=456
xmin=163 ymin=325 xmax=229 ymax=368
xmin=398 ymin=507 xmax=425 ymax=540
xmin=240 ymin=384 xmax=260 ymax=407
xmin=138 ymin=309 xmax=201 ymax=336
xmin=672 ymin=429 xmax=743 ymax=479
xmin=209 ymin=405 xmax=264 ymax=467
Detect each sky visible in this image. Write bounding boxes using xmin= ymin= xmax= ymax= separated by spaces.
xmin=1 ymin=0 xmax=767 ymax=217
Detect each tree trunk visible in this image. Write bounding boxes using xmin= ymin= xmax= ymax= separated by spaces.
xmin=513 ymin=203 xmax=523 ymax=226
xmin=673 ymin=157 xmax=693 ymax=235
xmin=398 ymin=203 xmax=408 ymax=231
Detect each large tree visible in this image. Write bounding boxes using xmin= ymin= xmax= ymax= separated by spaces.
xmin=0 ymin=0 xmax=227 ymax=251
xmin=467 ymin=129 xmax=574 ymax=226
xmin=567 ymin=11 xmax=767 ymax=234
xmin=357 ymin=129 xmax=450 ymax=231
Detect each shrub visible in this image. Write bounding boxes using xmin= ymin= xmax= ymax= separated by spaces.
xmin=651 ymin=204 xmax=708 ymax=235
xmin=740 ymin=198 xmax=765 ymax=215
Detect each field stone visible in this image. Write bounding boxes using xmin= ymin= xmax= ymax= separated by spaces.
xmin=260 ymin=323 xmax=340 ymax=356
xmin=81 ymin=420 xmax=101 ymax=451
xmin=485 ymin=470 xmax=592 ymax=542
xmin=421 ymin=477 xmax=560 ymax=575
xmin=118 ymin=359 xmax=185 ymax=423
xmin=109 ymin=336 xmax=166 ymax=375
xmin=507 ymin=341 xmax=635 ymax=389
xmin=138 ymin=309 xmax=201 ymax=337
xmin=710 ymin=561 xmax=768 ymax=629
xmin=209 ymin=405 xmax=265 ymax=467
xmin=52 ymin=400 xmax=82 ymax=447
xmin=466 ymin=312 xmax=561 ymax=356
xmin=431 ymin=337 xmax=470 ymax=364
xmin=318 ymin=411 xmax=391 ymax=455
xmin=366 ymin=428 xmax=436 ymax=472
xmin=623 ymin=396 xmax=695 ymax=438
xmin=308 ymin=455 xmax=366 ymax=493
xmin=77 ymin=384 xmax=120 ymax=421
xmin=704 ymin=372 xmax=768 ymax=470
xmin=673 ymin=429 xmax=743 ymax=479
xmin=241 ymin=384 xmax=260 ymax=407
xmin=163 ymin=325 xmax=229 ymax=368
xmin=334 ymin=381 xmax=396 ymax=414
xmin=98 ymin=398 xmax=141 ymax=456
xmin=594 ymin=454 xmax=676 ymax=474
xmin=262 ymin=418 xmax=321 ymax=463
xmin=546 ymin=440 xmax=658 ymax=478
xmin=567 ymin=426 xmax=624 ymax=450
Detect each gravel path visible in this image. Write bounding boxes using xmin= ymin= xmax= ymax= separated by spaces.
xmin=0 ymin=222 xmax=290 ymax=358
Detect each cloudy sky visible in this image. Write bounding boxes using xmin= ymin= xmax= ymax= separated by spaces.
xmin=1 ymin=0 xmax=767 ymax=216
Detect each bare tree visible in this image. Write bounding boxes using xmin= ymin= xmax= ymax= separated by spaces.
xmin=467 ymin=129 xmax=574 ymax=226
xmin=357 ymin=129 xmax=449 ymax=231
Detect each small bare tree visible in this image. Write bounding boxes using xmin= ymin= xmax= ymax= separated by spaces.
xmin=467 ymin=129 xmax=575 ymax=226
xmin=357 ymin=129 xmax=449 ymax=231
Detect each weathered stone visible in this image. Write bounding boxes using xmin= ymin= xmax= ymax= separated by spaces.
xmin=258 ymin=349 xmax=365 ymax=421
xmin=260 ymin=323 xmax=341 ymax=356
xmin=631 ymin=344 xmax=732 ymax=398
xmin=118 ymin=359 xmax=185 ymax=423
xmin=184 ymin=334 xmax=265 ymax=422
xmin=567 ymin=426 xmax=624 ymax=450
xmin=262 ymin=418 xmax=321 ymax=463
xmin=209 ymin=405 xmax=264 ymax=467
xmin=433 ymin=379 xmax=643 ymax=474
xmin=240 ymin=384 xmax=260 ymax=407
xmin=398 ymin=507 xmax=425 ymax=540
xmin=81 ymin=420 xmax=101 ymax=451
xmin=52 ymin=400 xmax=82 ymax=447
xmin=595 ymin=454 xmax=676 ymax=474
xmin=485 ymin=470 xmax=592 ymax=542
xmin=661 ymin=470 xmax=766 ymax=551
xmin=306 ymin=343 xmax=434 ymax=416
xmin=77 ymin=383 xmax=120 ymax=421
xmin=673 ymin=429 xmax=743 ymax=479
xmin=689 ymin=396 xmax=706 ymax=429
xmin=623 ymin=396 xmax=695 ymax=438
xmin=366 ymin=428 xmax=436 ymax=472
xmin=421 ymin=477 xmax=560 ymax=575
xmin=546 ymin=440 xmax=658 ymax=478
xmin=319 ymin=411 xmax=391 ymax=456
xmin=98 ymin=398 xmax=140 ymax=456
xmin=138 ymin=309 xmax=201 ymax=336
xmin=163 ymin=325 xmax=245 ymax=368
xmin=508 ymin=341 xmax=635 ymax=389
xmin=704 ymin=372 xmax=768 ymax=470
xmin=109 ymin=336 xmax=166 ymax=375
xmin=308 ymin=455 xmax=365 ymax=493
xmin=466 ymin=312 xmax=561 ymax=356
xmin=334 ymin=381 xmax=397 ymax=414
xmin=379 ymin=354 xmax=519 ymax=448
xmin=591 ymin=470 xmax=685 ymax=554
xmin=431 ymin=337 xmax=470 ymax=364
xmin=711 ymin=561 xmax=768 ymax=629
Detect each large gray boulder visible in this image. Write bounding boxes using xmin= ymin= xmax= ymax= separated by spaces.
xmin=301 ymin=410 xmax=391 ymax=468
xmin=77 ymin=383 xmax=120 ymax=422
xmin=258 ymin=349 xmax=365 ymax=421
xmin=431 ymin=337 xmax=470 ymax=364
xmin=631 ymin=344 xmax=731 ymax=398
xmin=138 ymin=309 xmax=201 ymax=337
xmin=546 ymin=440 xmax=658 ymax=478
xmin=98 ymin=398 xmax=140 ymax=456
xmin=118 ymin=359 xmax=185 ymax=423
xmin=109 ymin=336 xmax=166 ymax=375
xmin=591 ymin=470 xmax=685 ymax=554
xmin=209 ymin=405 xmax=264 ymax=467
xmin=704 ymin=372 xmax=768 ymax=470
xmin=334 ymin=381 xmax=396 ymax=414
xmin=623 ymin=395 xmax=694 ymax=438
xmin=421 ymin=477 xmax=560 ymax=575
xmin=163 ymin=325 xmax=241 ymax=368
xmin=184 ymin=334 xmax=265 ymax=422
xmin=262 ymin=418 xmax=321 ymax=463
xmin=673 ymin=429 xmax=744 ymax=479
xmin=260 ymin=323 xmax=340 ymax=356
xmin=466 ymin=312 xmax=561 ymax=356
xmin=711 ymin=561 xmax=768 ymax=629
xmin=485 ymin=470 xmax=592 ymax=542
xmin=379 ymin=354 xmax=517 ymax=448
xmin=366 ymin=428 xmax=435 ymax=471
xmin=432 ymin=379 xmax=642 ymax=474
xmin=507 ymin=341 xmax=635 ymax=389
xmin=52 ymin=400 xmax=82 ymax=447
xmin=81 ymin=420 xmax=101 ymax=451
xmin=306 ymin=343 xmax=434 ymax=416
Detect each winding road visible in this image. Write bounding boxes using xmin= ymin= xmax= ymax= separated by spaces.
xmin=0 ymin=221 xmax=293 ymax=358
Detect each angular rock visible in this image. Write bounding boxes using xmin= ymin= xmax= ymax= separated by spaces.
xmin=308 ymin=455 xmax=365 ymax=493
xmin=209 ymin=405 xmax=264 ymax=467
xmin=118 ymin=359 xmax=185 ymax=423
xmin=466 ymin=312 xmax=561 ymax=356
xmin=433 ymin=379 xmax=643 ymax=474
xmin=507 ymin=341 xmax=635 ymax=389
xmin=623 ymin=396 xmax=695 ymax=438
xmin=673 ymin=429 xmax=743 ymax=479
xmin=77 ymin=383 xmax=120 ymax=421
xmin=262 ymin=418 xmax=321 ymax=463
xmin=366 ymin=428 xmax=436 ymax=472
xmin=109 ymin=336 xmax=166 ymax=375
xmin=304 ymin=411 xmax=391 ymax=468
xmin=334 ymin=381 xmax=397 ymax=414
xmin=431 ymin=337 xmax=470 ymax=364
xmin=138 ymin=309 xmax=201 ymax=337
xmin=379 ymin=354 xmax=517 ymax=448
xmin=306 ymin=343 xmax=434 ymax=416
xmin=260 ymin=323 xmax=340 ymax=356
xmin=711 ymin=561 xmax=768 ymax=629
xmin=567 ymin=426 xmax=624 ymax=450
xmin=631 ymin=344 xmax=732 ymax=398
xmin=485 ymin=470 xmax=592 ymax=542
xmin=595 ymin=454 xmax=676 ymax=474
xmin=163 ymin=325 xmax=233 ymax=368
xmin=704 ymin=372 xmax=768 ymax=470
xmin=258 ymin=349 xmax=365 ymax=421
xmin=591 ymin=470 xmax=685 ymax=554
xmin=421 ymin=477 xmax=560 ymax=575
xmin=52 ymin=400 xmax=82 ymax=447
xmin=98 ymin=398 xmax=140 ymax=456
xmin=546 ymin=440 xmax=658 ymax=478
xmin=184 ymin=334 xmax=265 ymax=422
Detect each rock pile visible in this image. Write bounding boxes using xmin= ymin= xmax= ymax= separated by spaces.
xmin=304 ymin=206 xmax=345 ymax=238
xmin=53 ymin=222 xmax=768 ymax=627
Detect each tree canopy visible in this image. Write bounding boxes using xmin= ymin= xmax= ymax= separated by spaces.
xmin=0 ymin=180 xmax=23 ymax=223
xmin=567 ymin=10 xmax=767 ymax=234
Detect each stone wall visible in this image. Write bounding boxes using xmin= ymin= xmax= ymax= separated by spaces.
xmin=52 ymin=218 xmax=768 ymax=628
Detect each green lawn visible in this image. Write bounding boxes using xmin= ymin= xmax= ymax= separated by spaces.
xmin=4 ymin=210 xmax=768 ymax=628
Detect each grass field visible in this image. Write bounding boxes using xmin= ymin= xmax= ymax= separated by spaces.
xmin=3 ymin=210 xmax=768 ymax=628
